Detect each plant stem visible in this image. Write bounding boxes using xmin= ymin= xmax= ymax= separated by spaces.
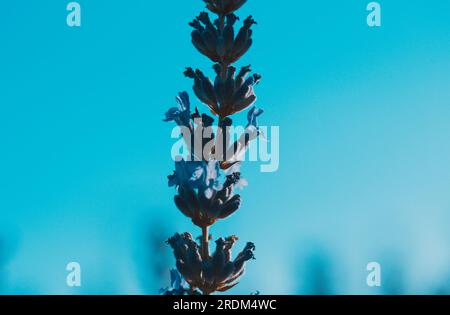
xmin=218 ymin=14 xmax=225 ymax=32
xmin=201 ymin=225 xmax=210 ymax=259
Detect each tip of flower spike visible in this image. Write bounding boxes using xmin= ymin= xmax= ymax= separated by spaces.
xmin=203 ymin=0 xmax=248 ymax=15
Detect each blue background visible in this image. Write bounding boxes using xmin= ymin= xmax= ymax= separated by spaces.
xmin=0 ymin=0 xmax=449 ymax=294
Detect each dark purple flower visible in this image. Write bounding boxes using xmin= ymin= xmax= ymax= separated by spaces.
xmin=185 ymin=65 xmax=261 ymax=118
xmin=165 ymin=92 xmax=219 ymax=160
xmin=164 ymin=92 xmax=193 ymax=128
xmin=214 ymin=106 xmax=264 ymax=170
xmin=190 ymin=13 xmax=256 ymax=64
xmin=169 ymin=159 xmax=246 ymax=227
xmin=167 ymin=233 xmax=255 ymax=294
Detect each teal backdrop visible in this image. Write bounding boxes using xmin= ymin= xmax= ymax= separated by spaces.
xmin=0 ymin=1 xmax=449 ymax=294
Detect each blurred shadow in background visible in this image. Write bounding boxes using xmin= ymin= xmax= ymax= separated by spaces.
xmin=379 ymin=255 xmax=405 ymax=295
xmin=0 ymin=239 xmax=4 ymax=292
xmin=0 ymin=235 xmax=17 ymax=294
xmin=136 ymin=219 xmax=172 ymax=294
xmin=434 ymin=276 xmax=450 ymax=295
xmin=296 ymin=247 xmax=335 ymax=295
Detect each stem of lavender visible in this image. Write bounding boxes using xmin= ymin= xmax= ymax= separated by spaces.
xmin=201 ymin=225 xmax=210 ymax=260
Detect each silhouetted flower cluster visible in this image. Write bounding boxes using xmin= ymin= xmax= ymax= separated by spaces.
xmin=162 ymin=0 xmax=262 ymax=295
xmin=184 ymin=65 xmax=261 ymax=118
xmin=169 ymin=159 xmax=246 ymax=227
xmin=164 ymin=92 xmax=263 ymax=169
xmin=167 ymin=233 xmax=255 ymax=294
xmin=190 ymin=12 xmax=256 ymax=64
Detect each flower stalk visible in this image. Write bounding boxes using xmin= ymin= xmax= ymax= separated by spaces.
xmin=201 ymin=225 xmax=210 ymax=260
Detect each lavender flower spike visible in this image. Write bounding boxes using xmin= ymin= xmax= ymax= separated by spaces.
xmin=161 ymin=0 xmax=264 ymax=295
